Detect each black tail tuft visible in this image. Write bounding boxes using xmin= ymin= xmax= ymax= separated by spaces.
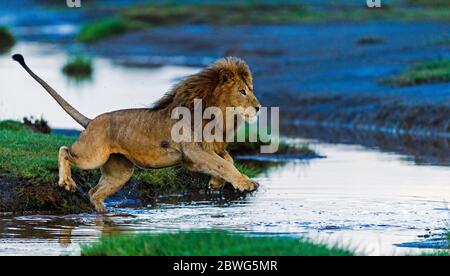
xmin=12 ymin=54 xmax=26 ymax=67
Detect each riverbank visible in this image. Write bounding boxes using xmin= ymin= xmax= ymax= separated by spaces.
xmin=0 ymin=120 xmax=317 ymax=213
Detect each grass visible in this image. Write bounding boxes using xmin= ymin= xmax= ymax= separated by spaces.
xmin=422 ymin=232 xmax=450 ymax=256
xmin=227 ymin=122 xmax=315 ymax=157
xmin=62 ymin=56 xmax=93 ymax=79
xmin=0 ymin=121 xmax=94 ymax=212
xmin=0 ymin=26 xmax=15 ymax=53
xmin=77 ymin=17 xmax=148 ymax=43
xmin=0 ymin=123 xmax=76 ymax=181
xmin=0 ymin=120 xmax=25 ymax=131
xmin=82 ymin=230 xmax=353 ymax=256
xmin=382 ymin=59 xmax=450 ymax=86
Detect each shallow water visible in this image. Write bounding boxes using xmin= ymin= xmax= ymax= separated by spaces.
xmin=0 ymin=141 xmax=448 ymax=256
xmin=0 ymin=42 xmax=199 ymax=129
xmin=0 ymin=18 xmax=449 ymax=255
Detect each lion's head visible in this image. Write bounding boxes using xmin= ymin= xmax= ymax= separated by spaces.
xmin=151 ymin=56 xmax=261 ymax=123
xmin=211 ymin=57 xmax=261 ymax=122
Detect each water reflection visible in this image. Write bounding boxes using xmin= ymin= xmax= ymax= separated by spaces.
xmin=284 ymin=124 xmax=450 ymax=166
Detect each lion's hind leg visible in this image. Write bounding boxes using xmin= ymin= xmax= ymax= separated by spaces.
xmin=58 ymin=127 xmax=112 ymax=193
xmin=58 ymin=146 xmax=77 ymax=192
xmin=89 ymin=154 xmax=134 ymax=213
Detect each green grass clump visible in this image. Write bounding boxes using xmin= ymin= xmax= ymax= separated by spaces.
xmin=62 ymin=56 xmax=93 ymax=79
xmin=77 ymin=18 xmax=147 ymax=43
xmin=227 ymin=123 xmax=315 ymax=157
xmin=82 ymin=230 xmax=353 ymax=256
xmin=0 ymin=26 xmax=15 ymax=53
xmin=0 ymin=120 xmax=25 ymax=131
xmin=383 ymin=59 xmax=450 ymax=86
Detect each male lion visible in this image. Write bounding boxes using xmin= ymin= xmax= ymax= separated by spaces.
xmin=13 ymin=54 xmax=261 ymax=213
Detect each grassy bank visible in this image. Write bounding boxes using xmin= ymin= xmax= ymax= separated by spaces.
xmin=0 ymin=26 xmax=15 ymax=53
xmin=0 ymin=120 xmax=314 ymax=212
xmin=82 ymin=230 xmax=353 ymax=256
xmin=77 ymin=1 xmax=450 ymax=43
xmin=383 ymin=59 xmax=450 ymax=86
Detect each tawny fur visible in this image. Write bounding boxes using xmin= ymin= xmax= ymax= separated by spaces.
xmin=13 ymin=54 xmax=261 ymax=213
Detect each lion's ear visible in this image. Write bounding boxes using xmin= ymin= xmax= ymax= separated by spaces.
xmin=219 ymin=69 xmax=233 ymax=85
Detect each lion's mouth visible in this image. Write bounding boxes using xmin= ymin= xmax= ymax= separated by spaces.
xmin=246 ymin=115 xmax=258 ymax=123
xmin=235 ymin=106 xmax=260 ymax=123
xmin=242 ymin=112 xmax=258 ymax=123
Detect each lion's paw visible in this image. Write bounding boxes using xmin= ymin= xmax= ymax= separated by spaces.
xmin=235 ymin=177 xmax=259 ymax=192
xmin=58 ymin=176 xmax=77 ymax=192
xmin=209 ymin=177 xmax=224 ymax=190
xmin=90 ymin=198 xmax=106 ymax=213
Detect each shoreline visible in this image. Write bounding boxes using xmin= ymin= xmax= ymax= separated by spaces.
xmin=0 ymin=122 xmax=318 ymax=213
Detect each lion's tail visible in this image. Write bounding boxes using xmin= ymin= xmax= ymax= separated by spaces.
xmin=12 ymin=54 xmax=91 ymax=128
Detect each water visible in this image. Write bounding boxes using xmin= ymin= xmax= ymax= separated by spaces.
xmin=0 ymin=141 xmax=448 ymax=256
xmin=0 ymin=42 xmax=199 ymax=129
xmin=0 ymin=40 xmax=449 ymax=256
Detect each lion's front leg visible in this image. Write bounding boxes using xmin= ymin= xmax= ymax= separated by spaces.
xmin=183 ymin=149 xmax=258 ymax=192
xmin=209 ymin=151 xmax=233 ymax=190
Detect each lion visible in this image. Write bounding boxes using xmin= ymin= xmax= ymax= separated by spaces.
xmin=12 ymin=54 xmax=261 ymax=213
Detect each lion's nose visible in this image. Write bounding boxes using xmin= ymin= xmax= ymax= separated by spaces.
xmin=255 ymin=105 xmax=260 ymax=112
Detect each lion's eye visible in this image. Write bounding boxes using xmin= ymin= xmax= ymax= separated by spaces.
xmin=240 ymin=89 xmax=247 ymax=96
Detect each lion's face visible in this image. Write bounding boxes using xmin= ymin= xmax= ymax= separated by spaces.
xmin=215 ymin=72 xmax=261 ymax=123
